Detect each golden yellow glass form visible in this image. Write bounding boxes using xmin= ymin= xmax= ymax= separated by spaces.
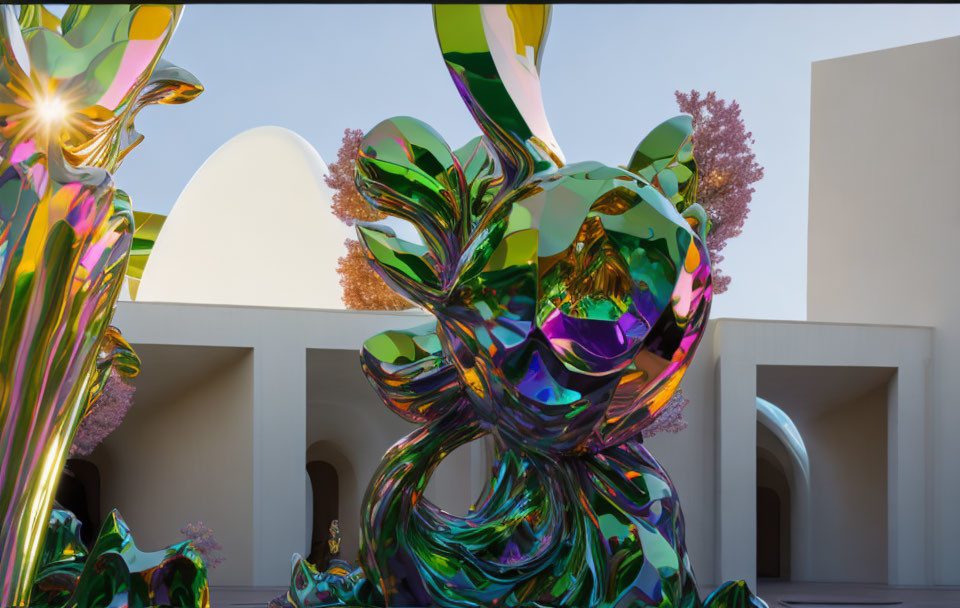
xmin=0 ymin=5 xmax=202 ymax=606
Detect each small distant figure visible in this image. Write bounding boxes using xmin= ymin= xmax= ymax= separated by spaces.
xmin=328 ymin=519 xmax=341 ymax=556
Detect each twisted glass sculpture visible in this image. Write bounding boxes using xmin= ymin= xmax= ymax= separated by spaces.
xmin=284 ymin=5 xmax=765 ymax=608
xmin=0 ymin=5 xmax=203 ymax=606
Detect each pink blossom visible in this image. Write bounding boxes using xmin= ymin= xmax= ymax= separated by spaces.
xmin=69 ymin=369 xmax=135 ymax=457
xmin=181 ymin=521 xmax=225 ymax=568
xmin=675 ymin=90 xmax=764 ymax=294
xmin=644 ymin=390 xmax=689 ymax=438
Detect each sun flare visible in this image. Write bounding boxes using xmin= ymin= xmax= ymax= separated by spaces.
xmin=34 ymin=94 xmax=68 ymax=126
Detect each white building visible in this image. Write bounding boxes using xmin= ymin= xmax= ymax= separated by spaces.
xmin=58 ymin=36 xmax=960 ymax=592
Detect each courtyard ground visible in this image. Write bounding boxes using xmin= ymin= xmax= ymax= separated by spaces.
xmin=207 ymin=582 xmax=960 ymax=608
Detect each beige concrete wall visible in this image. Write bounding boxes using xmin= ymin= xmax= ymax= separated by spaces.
xmin=92 ymin=347 xmax=254 ymax=586
xmin=760 ymin=377 xmax=888 ymax=583
xmin=807 ymin=35 xmax=960 ymax=584
xmin=717 ymin=321 xmax=931 ymax=588
xmin=805 ymin=385 xmax=887 ymax=583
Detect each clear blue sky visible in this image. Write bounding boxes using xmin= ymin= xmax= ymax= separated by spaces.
xmin=113 ymin=4 xmax=960 ymax=320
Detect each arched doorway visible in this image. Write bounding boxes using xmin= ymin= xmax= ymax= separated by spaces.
xmin=756 ymin=397 xmax=811 ymax=581
xmin=756 ymin=451 xmax=791 ymax=580
xmin=56 ymin=459 xmax=101 ymax=546
xmin=306 ymin=460 xmax=339 ymax=567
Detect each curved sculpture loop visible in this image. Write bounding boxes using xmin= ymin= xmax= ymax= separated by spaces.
xmin=0 ymin=5 xmax=203 ymax=606
xmin=284 ymin=4 xmax=765 ymax=608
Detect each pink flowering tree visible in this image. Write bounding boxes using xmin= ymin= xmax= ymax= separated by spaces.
xmin=675 ymin=90 xmax=764 ymax=294
xmin=181 ymin=521 xmax=225 ymax=568
xmin=69 ymin=369 xmax=135 ymax=457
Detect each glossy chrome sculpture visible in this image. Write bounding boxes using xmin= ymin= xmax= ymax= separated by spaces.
xmin=29 ymin=507 xmax=209 ymax=608
xmin=283 ymin=4 xmax=765 ymax=608
xmin=0 ymin=5 xmax=203 ymax=606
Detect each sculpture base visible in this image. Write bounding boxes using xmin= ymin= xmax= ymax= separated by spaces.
xmin=277 ymin=556 xmax=769 ymax=608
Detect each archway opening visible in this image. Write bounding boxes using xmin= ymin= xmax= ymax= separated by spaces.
xmin=756 ymin=449 xmax=791 ymax=581
xmin=56 ymin=459 xmax=101 ymax=546
xmin=306 ymin=459 xmax=339 ymax=567
xmin=757 ymin=365 xmax=891 ymax=583
xmin=756 ymin=486 xmax=781 ymax=578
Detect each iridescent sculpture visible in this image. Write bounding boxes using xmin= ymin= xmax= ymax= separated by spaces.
xmin=0 ymin=5 xmax=203 ymax=606
xmin=128 ymin=210 xmax=167 ymax=299
xmin=286 ymin=4 xmax=765 ymax=608
xmin=30 ymin=507 xmax=209 ymax=608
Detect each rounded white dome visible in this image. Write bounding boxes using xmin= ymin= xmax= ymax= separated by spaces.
xmin=137 ymin=126 xmax=351 ymax=309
